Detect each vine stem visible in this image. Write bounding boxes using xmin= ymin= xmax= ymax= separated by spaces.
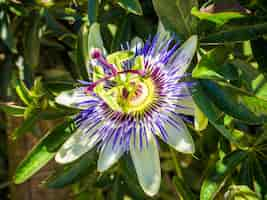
xmin=170 ymin=147 xmax=183 ymax=180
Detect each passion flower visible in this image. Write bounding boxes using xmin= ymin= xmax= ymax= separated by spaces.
xmin=55 ymin=35 xmax=198 ymax=196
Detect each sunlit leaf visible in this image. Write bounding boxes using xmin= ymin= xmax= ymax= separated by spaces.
xmin=14 ymin=120 xmax=75 ymax=184
xmin=200 ymin=80 xmax=267 ymax=124
xmin=191 ymin=7 xmax=245 ymax=27
xmin=224 ymin=185 xmax=260 ymax=200
xmin=116 ymin=0 xmax=143 ymax=16
xmin=192 ymin=82 xmax=251 ymax=147
xmin=12 ymin=109 xmax=40 ymax=140
xmin=200 ymin=150 xmax=248 ymax=200
xmin=0 ymin=103 xmax=25 ymax=117
xmin=202 ymin=22 xmax=267 ymax=44
xmin=152 ymin=0 xmax=198 ymax=39
xmin=12 ymin=77 xmax=32 ymax=106
xmin=193 ymin=47 xmax=238 ymax=81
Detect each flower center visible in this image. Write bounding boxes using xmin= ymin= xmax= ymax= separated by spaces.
xmin=87 ymin=48 xmax=156 ymax=115
xmin=119 ymin=78 xmax=155 ymax=114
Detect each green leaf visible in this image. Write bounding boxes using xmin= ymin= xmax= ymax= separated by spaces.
xmin=193 ymin=47 xmax=238 ymax=81
xmin=24 ymin=10 xmax=41 ymax=69
xmin=194 ymin=105 xmax=208 ymax=131
xmin=202 ymin=22 xmax=267 ymax=44
xmin=254 ymin=157 xmax=267 ymax=197
xmin=225 ymin=185 xmax=260 ymax=200
xmin=192 ymin=82 xmax=250 ymax=147
xmin=14 ymin=120 xmax=75 ymax=184
xmin=44 ymin=81 xmax=74 ymax=94
xmin=191 ymin=7 xmax=245 ymax=27
xmin=230 ymin=59 xmax=267 ymax=102
xmin=111 ymin=17 xmax=131 ymax=51
xmin=12 ymin=109 xmax=40 ymax=140
xmin=251 ymin=37 xmax=267 ymax=73
xmin=0 ymin=103 xmax=25 ymax=117
xmin=173 ymin=177 xmax=195 ymax=200
xmin=111 ymin=176 xmax=124 ymax=200
xmin=152 ymin=0 xmax=198 ymax=39
xmin=116 ymin=0 xmax=143 ymax=15
xmin=88 ymin=0 xmax=99 ymax=24
xmin=0 ymin=8 xmax=16 ymax=52
xmin=43 ymin=151 xmax=95 ymax=188
xmin=77 ymin=22 xmax=104 ymax=80
xmin=200 ymin=80 xmax=267 ymax=124
xmin=200 ymin=150 xmax=248 ymax=200
xmin=76 ymin=23 xmax=90 ymax=80
xmin=88 ymin=22 xmax=105 ymax=55
xmin=12 ymin=77 xmax=33 ymax=106
xmin=120 ymin=156 xmax=147 ymax=199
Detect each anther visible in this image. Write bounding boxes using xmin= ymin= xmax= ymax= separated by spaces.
xmin=90 ymin=48 xmax=118 ymax=75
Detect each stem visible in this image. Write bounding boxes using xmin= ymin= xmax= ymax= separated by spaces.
xmin=170 ymin=147 xmax=183 ymax=180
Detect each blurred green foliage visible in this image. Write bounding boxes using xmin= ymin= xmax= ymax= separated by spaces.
xmin=1 ymin=0 xmax=267 ymax=199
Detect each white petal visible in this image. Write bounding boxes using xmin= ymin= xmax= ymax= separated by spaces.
xmin=97 ymin=136 xmax=125 ymax=172
xmin=130 ymin=131 xmax=161 ymax=196
xmin=167 ymin=35 xmax=198 ymax=76
xmin=176 ymin=85 xmax=195 ymax=116
xmin=55 ymin=124 xmax=101 ymax=164
xmin=55 ymin=88 xmax=94 ymax=109
xmin=164 ymin=116 xmax=195 ymax=154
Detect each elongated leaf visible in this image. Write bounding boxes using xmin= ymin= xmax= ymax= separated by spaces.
xmin=12 ymin=109 xmax=40 ymax=140
xmin=76 ymin=23 xmax=90 ymax=80
xmin=12 ymin=77 xmax=32 ymax=106
xmin=192 ymin=82 xmax=250 ymax=147
xmin=251 ymin=37 xmax=267 ymax=73
xmin=173 ymin=177 xmax=195 ymax=200
xmin=200 ymin=150 xmax=248 ymax=200
xmin=191 ymin=7 xmax=245 ymax=27
xmin=152 ymin=0 xmax=198 ymax=39
xmin=192 ymin=47 xmax=238 ymax=81
xmin=0 ymin=103 xmax=25 ymax=117
xmin=14 ymin=120 xmax=75 ymax=184
xmin=111 ymin=176 xmax=124 ymax=200
xmin=120 ymin=156 xmax=147 ymax=199
xmin=116 ymin=0 xmax=143 ymax=15
xmin=200 ymin=80 xmax=267 ymax=124
xmin=111 ymin=17 xmax=131 ymax=51
xmin=88 ymin=22 xmax=104 ymax=52
xmin=88 ymin=0 xmax=99 ymax=24
xmin=43 ymin=151 xmax=95 ymax=188
xmin=0 ymin=8 xmax=16 ymax=52
xmin=24 ymin=11 xmax=41 ymax=69
xmin=254 ymin=157 xmax=267 ymax=197
xmin=202 ymin=22 xmax=267 ymax=43
xmin=225 ymin=185 xmax=260 ymax=200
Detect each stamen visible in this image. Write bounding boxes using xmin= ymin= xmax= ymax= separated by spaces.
xmin=91 ymin=48 xmax=118 ymax=75
xmin=85 ymin=69 xmax=145 ymax=93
